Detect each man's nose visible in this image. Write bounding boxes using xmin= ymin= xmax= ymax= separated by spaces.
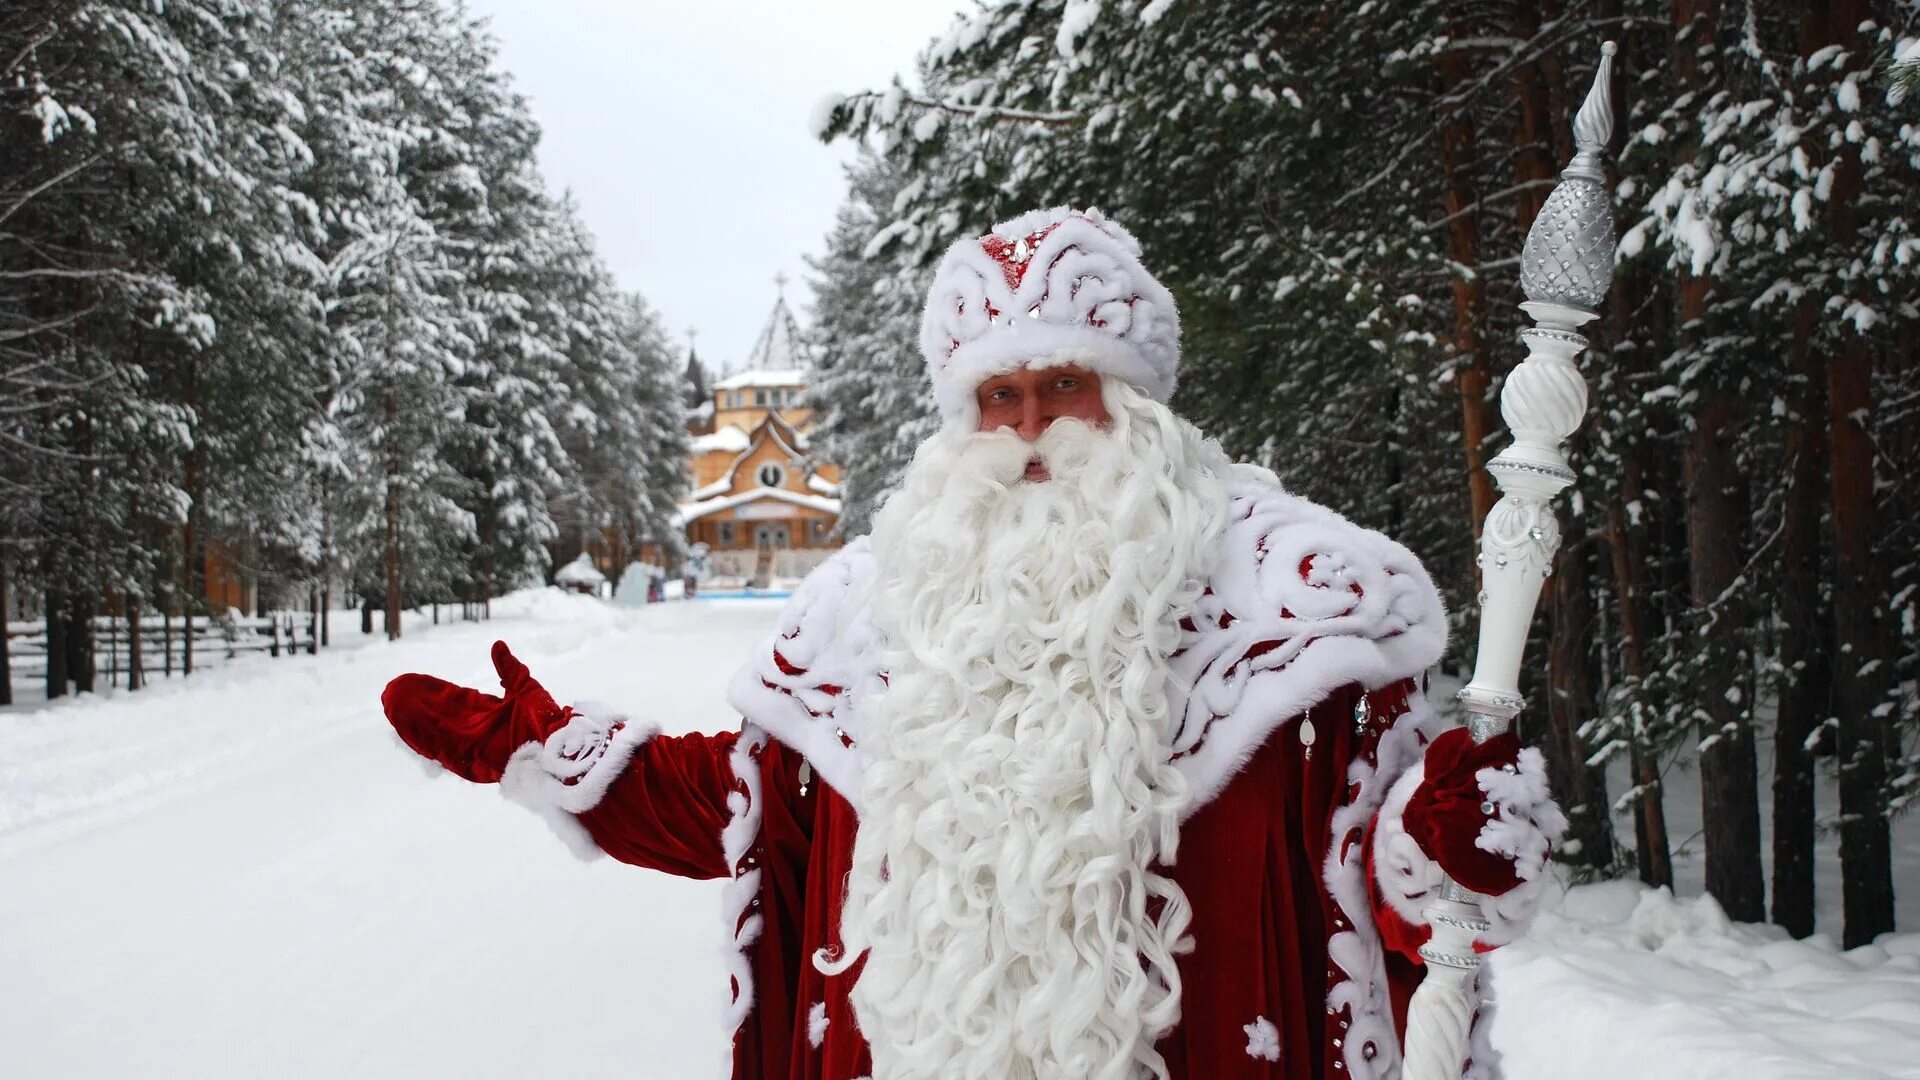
xmin=1015 ymin=395 xmax=1051 ymax=441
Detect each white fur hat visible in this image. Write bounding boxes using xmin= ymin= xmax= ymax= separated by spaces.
xmin=919 ymin=207 xmax=1180 ymax=420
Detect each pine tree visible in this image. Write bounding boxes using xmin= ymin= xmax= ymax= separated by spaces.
xmin=3 ymin=0 xmax=692 ymax=669
xmin=806 ymin=152 xmax=938 ymax=536
xmin=814 ymin=0 xmax=1920 ymax=928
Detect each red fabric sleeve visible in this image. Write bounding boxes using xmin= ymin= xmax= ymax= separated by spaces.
xmin=573 ymin=729 xmax=740 ymax=880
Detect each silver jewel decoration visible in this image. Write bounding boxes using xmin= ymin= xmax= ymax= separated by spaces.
xmin=1299 ymin=715 xmax=1317 ymax=761
xmin=1519 ymin=42 xmax=1617 ymax=309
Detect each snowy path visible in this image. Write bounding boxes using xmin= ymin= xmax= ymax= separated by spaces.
xmin=0 ymin=592 xmax=759 ymax=1080
xmin=3 ymin=590 xmax=1918 ymax=1079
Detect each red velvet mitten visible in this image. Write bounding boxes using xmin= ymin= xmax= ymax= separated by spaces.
xmin=382 ymin=641 xmax=574 ymax=783
xmin=1401 ymin=727 xmax=1531 ymax=896
xmin=1372 ymin=725 xmax=1568 ymax=949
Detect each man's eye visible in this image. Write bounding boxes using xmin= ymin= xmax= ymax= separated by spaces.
xmin=990 ymin=388 xmax=1014 ymax=401
xmin=1054 ymin=378 xmax=1078 ymax=391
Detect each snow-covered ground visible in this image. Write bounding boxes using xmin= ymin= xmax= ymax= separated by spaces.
xmin=2 ymin=590 xmax=1917 ymax=1078
xmin=1498 ymin=883 xmax=1920 ymax=1079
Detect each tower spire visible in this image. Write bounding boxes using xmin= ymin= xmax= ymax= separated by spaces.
xmin=745 ymin=287 xmax=806 ymax=372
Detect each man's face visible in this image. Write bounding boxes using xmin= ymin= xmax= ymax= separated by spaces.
xmin=974 ymin=364 xmax=1110 ymax=481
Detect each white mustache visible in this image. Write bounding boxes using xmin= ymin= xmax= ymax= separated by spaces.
xmin=962 ymin=417 xmax=1108 ymax=484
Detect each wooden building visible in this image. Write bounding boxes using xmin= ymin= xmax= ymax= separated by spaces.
xmin=677 ymin=296 xmax=843 ymax=563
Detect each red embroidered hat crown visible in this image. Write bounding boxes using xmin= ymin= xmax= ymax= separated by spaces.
xmin=919 ymin=207 xmax=1180 ymax=420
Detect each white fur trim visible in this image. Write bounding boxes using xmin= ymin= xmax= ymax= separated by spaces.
xmin=1168 ymin=479 xmax=1450 ymax=811
xmin=807 ymin=1001 xmax=830 ymax=1048
xmin=1371 ymin=757 xmax=1445 ymax=926
xmin=939 ymin=329 xmax=1167 ymax=428
xmin=720 ymin=723 xmax=770 ymax=1036
xmin=1473 ymin=746 xmax=1567 ymax=946
xmin=921 ymin=207 xmax=1180 ymax=420
xmin=1243 ymin=1015 xmax=1281 ymax=1062
xmin=726 ymin=540 xmax=878 ymax=807
xmin=1322 ymin=690 xmax=1448 ymax=1080
xmin=498 ymin=703 xmax=658 ymax=861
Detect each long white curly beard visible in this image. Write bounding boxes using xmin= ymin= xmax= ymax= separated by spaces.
xmin=829 ymin=383 xmax=1234 ymax=1080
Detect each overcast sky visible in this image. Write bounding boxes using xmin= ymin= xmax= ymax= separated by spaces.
xmin=464 ymin=0 xmax=968 ymax=374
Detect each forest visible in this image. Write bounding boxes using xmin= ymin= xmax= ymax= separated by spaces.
xmin=0 ymin=2 xmax=689 ymax=696
xmin=805 ymin=0 xmax=1920 ymax=947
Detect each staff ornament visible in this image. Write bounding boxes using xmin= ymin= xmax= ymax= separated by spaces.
xmin=1399 ymin=39 xmax=1618 ymax=1080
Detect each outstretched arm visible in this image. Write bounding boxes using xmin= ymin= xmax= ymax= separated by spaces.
xmin=383 ymin=641 xmax=748 ymax=879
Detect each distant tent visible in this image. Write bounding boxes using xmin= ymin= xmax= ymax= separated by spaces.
xmin=554 ymin=552 xmax=608 ymax=595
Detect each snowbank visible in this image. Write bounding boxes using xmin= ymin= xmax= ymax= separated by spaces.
xmin=1497 ymin=880 xmax=1920 ymax=1079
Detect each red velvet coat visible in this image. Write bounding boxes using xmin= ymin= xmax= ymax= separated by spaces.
xmin=561 ymin=678 xmax=1436 ymax=1080
xmin=484 ymin=480 xmax=1550 ymax=1080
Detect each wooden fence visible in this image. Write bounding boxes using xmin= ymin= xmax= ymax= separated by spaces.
xmin=5 ymin=610 xmax=325 ymax=692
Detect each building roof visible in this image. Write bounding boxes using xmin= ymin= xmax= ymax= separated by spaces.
xmin=714 ymin=368 xmax=806 ymax=390
xmin=673 ymin=486 xmax=842 ymax=525
xmin=742 ymin=293 xmax=808 ymax=373
xmin=690 ymin=411 xmax=817 ymax=505
xmin=690 ymin=424 xmax=751 ymax=454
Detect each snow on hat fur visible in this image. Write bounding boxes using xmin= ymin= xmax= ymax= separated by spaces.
xmin=920 ymin=207 xmax=1180 ymax=420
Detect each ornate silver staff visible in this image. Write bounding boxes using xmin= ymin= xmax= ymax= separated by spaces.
xmin=1400 ymin=40 xmax=1617 ymax=1080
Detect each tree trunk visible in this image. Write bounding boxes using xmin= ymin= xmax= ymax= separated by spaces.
xmin=1672 ymin=0 xmax=1764 ymax=925
xmin=1686 ymin=375 xmax=1763 ymax=922
xmin=1813 ymin=0 xmax=1894 ymax=951
xmin=383 ymin=390 xmax=402 ymax=642
xmin=1607 ymin=472 xmax=1673 ymax=888
xmin=0 ymin=550 xmax=11 ymax=707
xmin=1829 ymin=332 xmax=1894 ymax=946
xmin=1604 ymin=248 xmax=1674 ymax=889
xmin=1679 ymin=306 xmax=1763 ymax=920
xmin=69 ymin=588 xmax=94 ymax=694
xmin=1772 ymin=299 xmax=1826 ymax=939
xmin=127 ymin=593 xmax=143 ymax=692
xmin=183 ymin=345 xmax=200 ymax=676
xmin=361 ymin=597 xmax=373 ymax=636
xmin=1547 ymin=536 xmax=1615 ymax=873
xmin=385 ymin=484 xmax=402 ymax=642
xmin=182 ymin=519 xmax=196 ymax=676
xmin=1437 ymin=41 xmax=1498 ymax=533
xmin=44 ymin=590 xmax=68 ymax=700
